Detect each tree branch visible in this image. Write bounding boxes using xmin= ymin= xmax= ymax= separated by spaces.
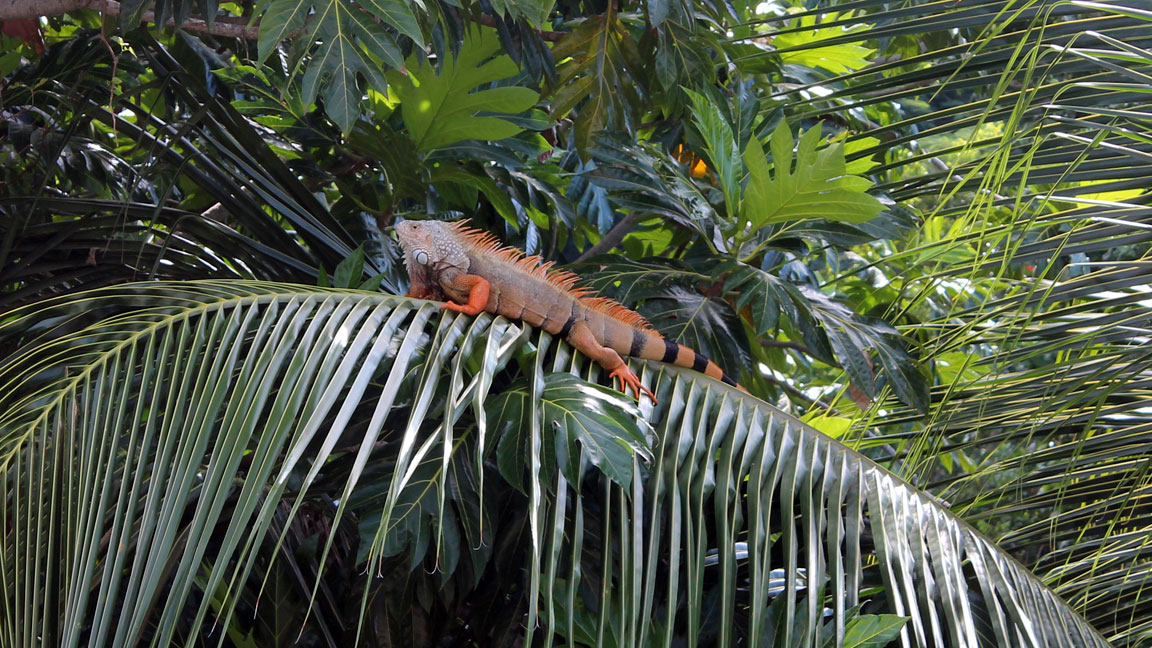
xmin=574 ymin=213 xmax=643 ymax=263
xmin=1 ymin=0 xmax=260 ymax=38
xmin=1 ymin=0 xmax=85 ymax=19
xmin=761 ymin=339 xmax=815 ymax=355
xmin=2 ymin=0 xmax=564 ymax=43
xmin=473 ymin=13 xmax=567 ymax=42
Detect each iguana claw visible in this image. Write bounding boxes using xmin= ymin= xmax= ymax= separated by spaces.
xmin=610 ymin=365 xmax=657 ymax=405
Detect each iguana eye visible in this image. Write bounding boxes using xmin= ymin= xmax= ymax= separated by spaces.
xmin=415 ymin=250 xmax=429 ymax=265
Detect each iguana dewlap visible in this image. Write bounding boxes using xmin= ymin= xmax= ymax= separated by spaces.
xmin=394 ymin=219 xmax=740 ymax=403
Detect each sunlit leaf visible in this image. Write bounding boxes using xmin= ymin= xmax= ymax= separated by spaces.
xmin=772 ymin=12 xmax=875 ymax=75
xmin=387 ymin=31 xmax=540 ymax=153
xmin=837 ymin=614 xmax=909 ymax=648
xmin=742 ymin=122 xmax=886 ymax=230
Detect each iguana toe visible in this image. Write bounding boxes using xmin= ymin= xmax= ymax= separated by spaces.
xmin=610 ymin=365 xmax=657 ymax=405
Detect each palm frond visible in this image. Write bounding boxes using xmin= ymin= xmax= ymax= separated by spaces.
xmin=0 ymin=281 xmax=1108 ymax=646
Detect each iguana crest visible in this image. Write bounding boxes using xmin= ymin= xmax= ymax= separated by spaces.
xmin=398 ymin=220 xmax=654 ymax=330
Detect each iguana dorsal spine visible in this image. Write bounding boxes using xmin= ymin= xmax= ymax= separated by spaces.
xmin=395 ymin=219 xmax=741 ymax=402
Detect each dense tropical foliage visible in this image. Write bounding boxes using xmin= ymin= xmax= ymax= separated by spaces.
xmin=2 ymin=0 xmax=1152 ymax=644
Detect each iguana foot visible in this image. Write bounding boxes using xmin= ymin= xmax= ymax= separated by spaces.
xmin=442 ymin=301 xmax=484 ymax=316
xmin=609 ymin=365 xmax=657 ymax=405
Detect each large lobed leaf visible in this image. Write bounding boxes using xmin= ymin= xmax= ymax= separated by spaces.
xmin=386 ymin=31 xmax=541 ymax=153
xmin=743 ymin=122 xmax=886 ymax=230
xmin=549 ymin=12 xmax=646 ymax=154
xmin=256 ymin=0 xmax=425 ymax=132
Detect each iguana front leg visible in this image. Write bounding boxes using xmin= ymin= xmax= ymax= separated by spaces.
xmin=568 ymin=320 xmax=657 ymax=404
xmin=439 ymin=272 xmax=491 ymax=316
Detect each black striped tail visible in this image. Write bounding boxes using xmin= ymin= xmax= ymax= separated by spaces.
xmin=660 ymin=339 xmax=742 ymax=389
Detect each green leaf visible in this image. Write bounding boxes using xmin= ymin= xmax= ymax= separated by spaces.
xmin=839 ymin=614 xmax=908 ymax=648
xmin=652 ymin=21 xmax=718 ymax=91
xmin=387 ymin=31 xmax=540 ymax=153
xmin=257 ymin=0 xmax=426 ymax=131
xmin=357 ymin=0 xmax=424 ymax=47
xmin=741 ymin=122 xmax=885 ymax=231
xmin=641 ymin=286 xmax=750 ymax=382
xmin=583 ymin=138 xmax=715 ymax=231
xmin=428 ymin=165 xmax=518 ymax=224
xmin=256 ymin=0 xmax=309 ymax=63
xmin=358 ymin=273 xmax=388 ymax=291
xmin=685 ymin=88 xmax=741 ymax=218
xmin=332 ymin=246 xmax=365 ymax=288
xmin=489 ymin=373 xmax=652 ymax=489
xmin=843 ymin=136 xmax=881 ymax=175
xmin=490 ymin=0 xmax=556 ymax=26
xmin=549 ymin=14 xmax=644 ymax=154
xmin=296 ymin=14 xmax=397 ymax=132
xmin=722 ymin=261 xmax=808 ymax=337
xmin=802 ymin=413 xmax=853 ymax=439
xmin=575 ymin=256 xmax=705 ymax=305
xmin=801 ymin=285 xmax=928 ymax=413
xmin=352 ymin=457 xmax=464 ymax=577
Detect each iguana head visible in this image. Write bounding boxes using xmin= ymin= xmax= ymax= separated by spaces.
xmin=395 ymin=220 xmax=467 ymax=297
xmin=394 ymin=220 xmax=443 ymax=271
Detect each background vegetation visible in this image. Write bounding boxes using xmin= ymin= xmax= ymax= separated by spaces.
xmin=2 ymin=0 xmax=1151 ymax=644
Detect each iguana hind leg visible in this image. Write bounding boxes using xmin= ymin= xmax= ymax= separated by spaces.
xmin=568 ymin=320 xmax=657 ymax=404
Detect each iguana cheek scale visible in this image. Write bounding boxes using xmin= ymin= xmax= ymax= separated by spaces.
xmin=395 ymin=219 xmax=742 ymax=403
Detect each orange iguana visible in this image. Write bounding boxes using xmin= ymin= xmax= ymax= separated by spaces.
xmin=394 ymin=219 xmax=741 ymax=403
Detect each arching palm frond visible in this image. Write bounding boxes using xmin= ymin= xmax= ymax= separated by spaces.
xmin=0 ymin=282 xmax=1108 ymax=647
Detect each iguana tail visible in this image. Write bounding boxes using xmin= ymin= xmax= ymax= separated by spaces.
xmin=635 ymin=331 xmax=743 ymax=389
xmin=593 ymin=315 xmax=742 ymax=389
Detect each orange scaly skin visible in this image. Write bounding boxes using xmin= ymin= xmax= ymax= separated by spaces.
xmin=395 ymin=220 xmax=743 ymax=403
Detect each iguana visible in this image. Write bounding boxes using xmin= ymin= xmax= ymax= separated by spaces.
xmin=394 ymin=219 xmax=741 ymax=403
